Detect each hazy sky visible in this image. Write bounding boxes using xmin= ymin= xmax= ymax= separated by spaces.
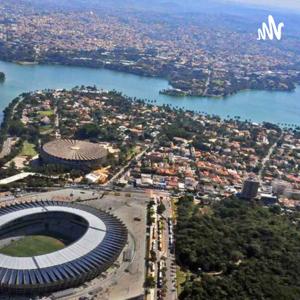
xmin=228 ymin=0 xmax=300 ymax=11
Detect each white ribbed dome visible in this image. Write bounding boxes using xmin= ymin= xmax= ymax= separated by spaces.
xmin=42 ymin=139 xmax=107 ymax=161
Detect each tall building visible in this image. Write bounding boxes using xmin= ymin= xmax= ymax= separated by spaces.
xmin=240 ymin=178 xmax=259 ymax=200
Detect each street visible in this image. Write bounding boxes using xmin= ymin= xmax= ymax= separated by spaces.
xmin=148 ymin=190 xmax=177 ymax=300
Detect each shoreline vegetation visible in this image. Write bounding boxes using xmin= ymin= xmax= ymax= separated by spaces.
xmin=0 ymin=86 xmax=297 ymax=159
xmin=0 ymin=72 xmax=5 ymax=82
xmin=0 ymin=56 xmax=296 ymax=98
xmin=0 ymin=86 xmax=298 ymax=174
xmin=0 ymin=96 xmax=23 ymax=163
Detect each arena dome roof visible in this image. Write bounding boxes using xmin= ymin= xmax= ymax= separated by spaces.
xmin=42 ymin=139 xmax=107 ymax=162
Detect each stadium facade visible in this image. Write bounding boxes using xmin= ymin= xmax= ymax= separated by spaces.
xmin=40 ymin=139 xmax=108 ymax=170
xmin=0 ymin=201 xmax=127 ymax=295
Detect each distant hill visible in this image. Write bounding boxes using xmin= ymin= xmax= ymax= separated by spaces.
xmin=18 ymin=0 xmax=300 ymax=21
xmin=15 ymin=0 xmax=252 ymax=14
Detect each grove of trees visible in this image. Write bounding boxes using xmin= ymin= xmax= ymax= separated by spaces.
xmin=176 ymin=196 xmax=300 ymax=300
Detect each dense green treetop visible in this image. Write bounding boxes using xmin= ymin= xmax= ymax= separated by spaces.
xmin=176 ymin=196 xmax=300 ymax=300
xmin=0 ymin=72 xmax=5 ymax=82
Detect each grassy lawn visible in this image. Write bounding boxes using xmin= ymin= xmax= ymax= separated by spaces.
xmin=38 ymin=110 xmax=54 ymax=117
xmin=176 ymin=266 xmax=191 ymax=295
xmin=126 ymin=146 xmax=140 ymax=160
xmin=0 ymin=235 xmax=66 ymax=257
xmin=171 ymin=197 xmax=178 ymax=219
xmin=176 ymin=267 xmax=188 ymax=295
xmin=39 ymin=125 xmax=53 ymax=134
xmin=21 ymin=141 xmax=37 ymax=157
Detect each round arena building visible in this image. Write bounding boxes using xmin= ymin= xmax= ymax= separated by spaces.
xmin=40 ymin=139 xmax=108 ymax=170
xmin=0 ymin=201 xmax=127 ymax=295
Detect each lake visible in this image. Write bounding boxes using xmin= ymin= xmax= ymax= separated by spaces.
xmin=0 ymin=60 xmax=299 ymax=125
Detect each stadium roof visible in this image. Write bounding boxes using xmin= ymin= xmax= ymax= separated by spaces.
xmin=0 ymin=206 xmax=106 ymax=270
xmin=42 ymin=139 xmax=107 ymax=161
xmin=0 ymin=201 xmax=127 ymax=294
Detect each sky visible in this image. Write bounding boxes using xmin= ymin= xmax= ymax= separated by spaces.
xmin=24 ymin=0 xmax=300 ymax=15
xmin=227 ymin=0 xmax=300 ymax=11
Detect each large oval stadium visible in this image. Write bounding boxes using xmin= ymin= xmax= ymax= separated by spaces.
xmin=0 ymin=201 xmax=127 ymax=295
xmin=40 ymin=139 xmax=108 ymax=170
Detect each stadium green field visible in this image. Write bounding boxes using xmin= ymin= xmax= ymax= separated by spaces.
xmin=0 ymin=235 xmax=66 ymax=257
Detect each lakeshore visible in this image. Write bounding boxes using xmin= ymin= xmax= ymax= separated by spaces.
xmin=0 ymin=60 xmax=299 ymax=126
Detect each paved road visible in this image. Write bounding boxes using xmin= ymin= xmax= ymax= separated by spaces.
xmin=79 ymin=192 xmax=147 ymax=300
xmin=0 ymin=172 xmax=35 ymax=185
xmin=0 ymin=138 xmax=13 ymax=159
xmin=150 ymin=190 xmax=177 ymax=300
xmin=203 ymin=70 xmax=211 ymax=95
xmin=162 ymin=195 xmax=177 ymax=300
xmin=105 ymin=137 xmax=159 ymax=186
xmin=258 ymin=134 xmax=282 ymax=183
xmin=0 ymin=99 xmax=22 ymax=159
xmin=104 ymin=147 xmax=148 ymax=186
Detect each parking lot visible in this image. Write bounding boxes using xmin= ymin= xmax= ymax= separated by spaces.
xmin=0 ymin=188 xmax=149 ymax=300
xmin=81 ymin=191 xmax=148 ymax=300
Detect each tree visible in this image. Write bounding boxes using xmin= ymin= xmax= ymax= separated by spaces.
xmin=157 ymin=202 xmax=166 ymax=215
xmin=150 ymin=250 xmax=157 ymax=262
xmin=176 ymin=196 xmax=300 ymax=299
xmin=0 ymin=72 xmax=5 ymax=82
xmin=145 ymin=275 xmax=156 ymax=289
xmin=75 ymin=124 xmax=101 ymax=139
xmin=8 ymin=120 xmax=25 ymax=136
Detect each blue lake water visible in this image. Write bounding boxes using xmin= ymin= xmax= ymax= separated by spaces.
xmin=0 ymin=60 xmax=299 ymax=125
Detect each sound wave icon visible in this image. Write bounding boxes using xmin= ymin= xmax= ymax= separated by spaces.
xmin=257 ymin=15 xmax=284 ymax=41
